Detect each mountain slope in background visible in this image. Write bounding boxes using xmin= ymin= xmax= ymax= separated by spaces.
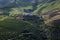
xmin=0 ymin=0 xmax=15 ymax=8
xmin=0 ymin=0 xmax=56 ymax=8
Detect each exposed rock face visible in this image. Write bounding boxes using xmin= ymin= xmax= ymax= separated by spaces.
xmin=42 ymin=8 xmax=60 ymax=26
xmin=42 ymin=8 xmax=60 ymax=19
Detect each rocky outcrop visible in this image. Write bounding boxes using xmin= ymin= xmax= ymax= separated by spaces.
xmin=42 ymin=8 xmax=60 ymax=26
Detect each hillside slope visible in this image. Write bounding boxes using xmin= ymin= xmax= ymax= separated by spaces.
xmin=42 ymin=8 xmax=60 ymax=26
xmin=33 ymin=0 xmax=60 ymax=14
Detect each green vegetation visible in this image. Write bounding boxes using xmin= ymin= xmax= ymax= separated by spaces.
xmin=33 ymin=0 xmax=60 ymax=14
xmin=0 ymin=0 xmax=60 ymax=40
xmin=0 ymin=18 xmax=34 ymax=32
xmin=0 ymin=17 xmax=59 ymax=40
xmin=9 ymin=8 xmax=22 ymax=16
xmin=0 ymin=16 xmax=44 ymax=32
xmin=0 ymin=17 xmax=46 ymax=40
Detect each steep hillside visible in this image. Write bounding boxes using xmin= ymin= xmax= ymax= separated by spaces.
xmin=1 ymin=0 xmax=60 ymax=15
xmin=42 ymin=8 xmax=60 ymax=26
xmin=33 ymin=0 xmax=60 ymax=14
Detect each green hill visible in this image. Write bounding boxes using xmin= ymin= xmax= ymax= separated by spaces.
xmin=0 ymin=18 xmax=34 ymax=32
xmin=33 ymin=0 xmax=60 ymax=14
xmin=0 ymin=16 xmax=43 ymax=32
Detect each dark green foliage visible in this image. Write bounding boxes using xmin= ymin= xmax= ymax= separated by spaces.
xmin=0 ymin=8 xmax=11 ymax=15
xmin=0 ymin=17 xmax=47 ymax=40
xmin=0 ymin=18 xmax=35 ymax=32
xmin=0 ymin=16 xmax=60 ymax=40
xmin=23 ymin=15 xmax=43 ymax=26
xmin=48 ymin=25 xmax=60 ymax=40
xmin=53 ymin=19 xmax=60 ymax=27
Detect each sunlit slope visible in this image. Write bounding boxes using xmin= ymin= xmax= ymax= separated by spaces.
xmin=33 ymin=0 xmax=60 ymax=14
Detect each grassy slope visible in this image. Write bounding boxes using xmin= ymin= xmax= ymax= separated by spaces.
xmin=0 ymin=17 xmax=38 ymax=32
xmin=0 ymin=15 xmax=42 ymax=32
xmin=33 ymin=0 xmax=60 ymax=14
